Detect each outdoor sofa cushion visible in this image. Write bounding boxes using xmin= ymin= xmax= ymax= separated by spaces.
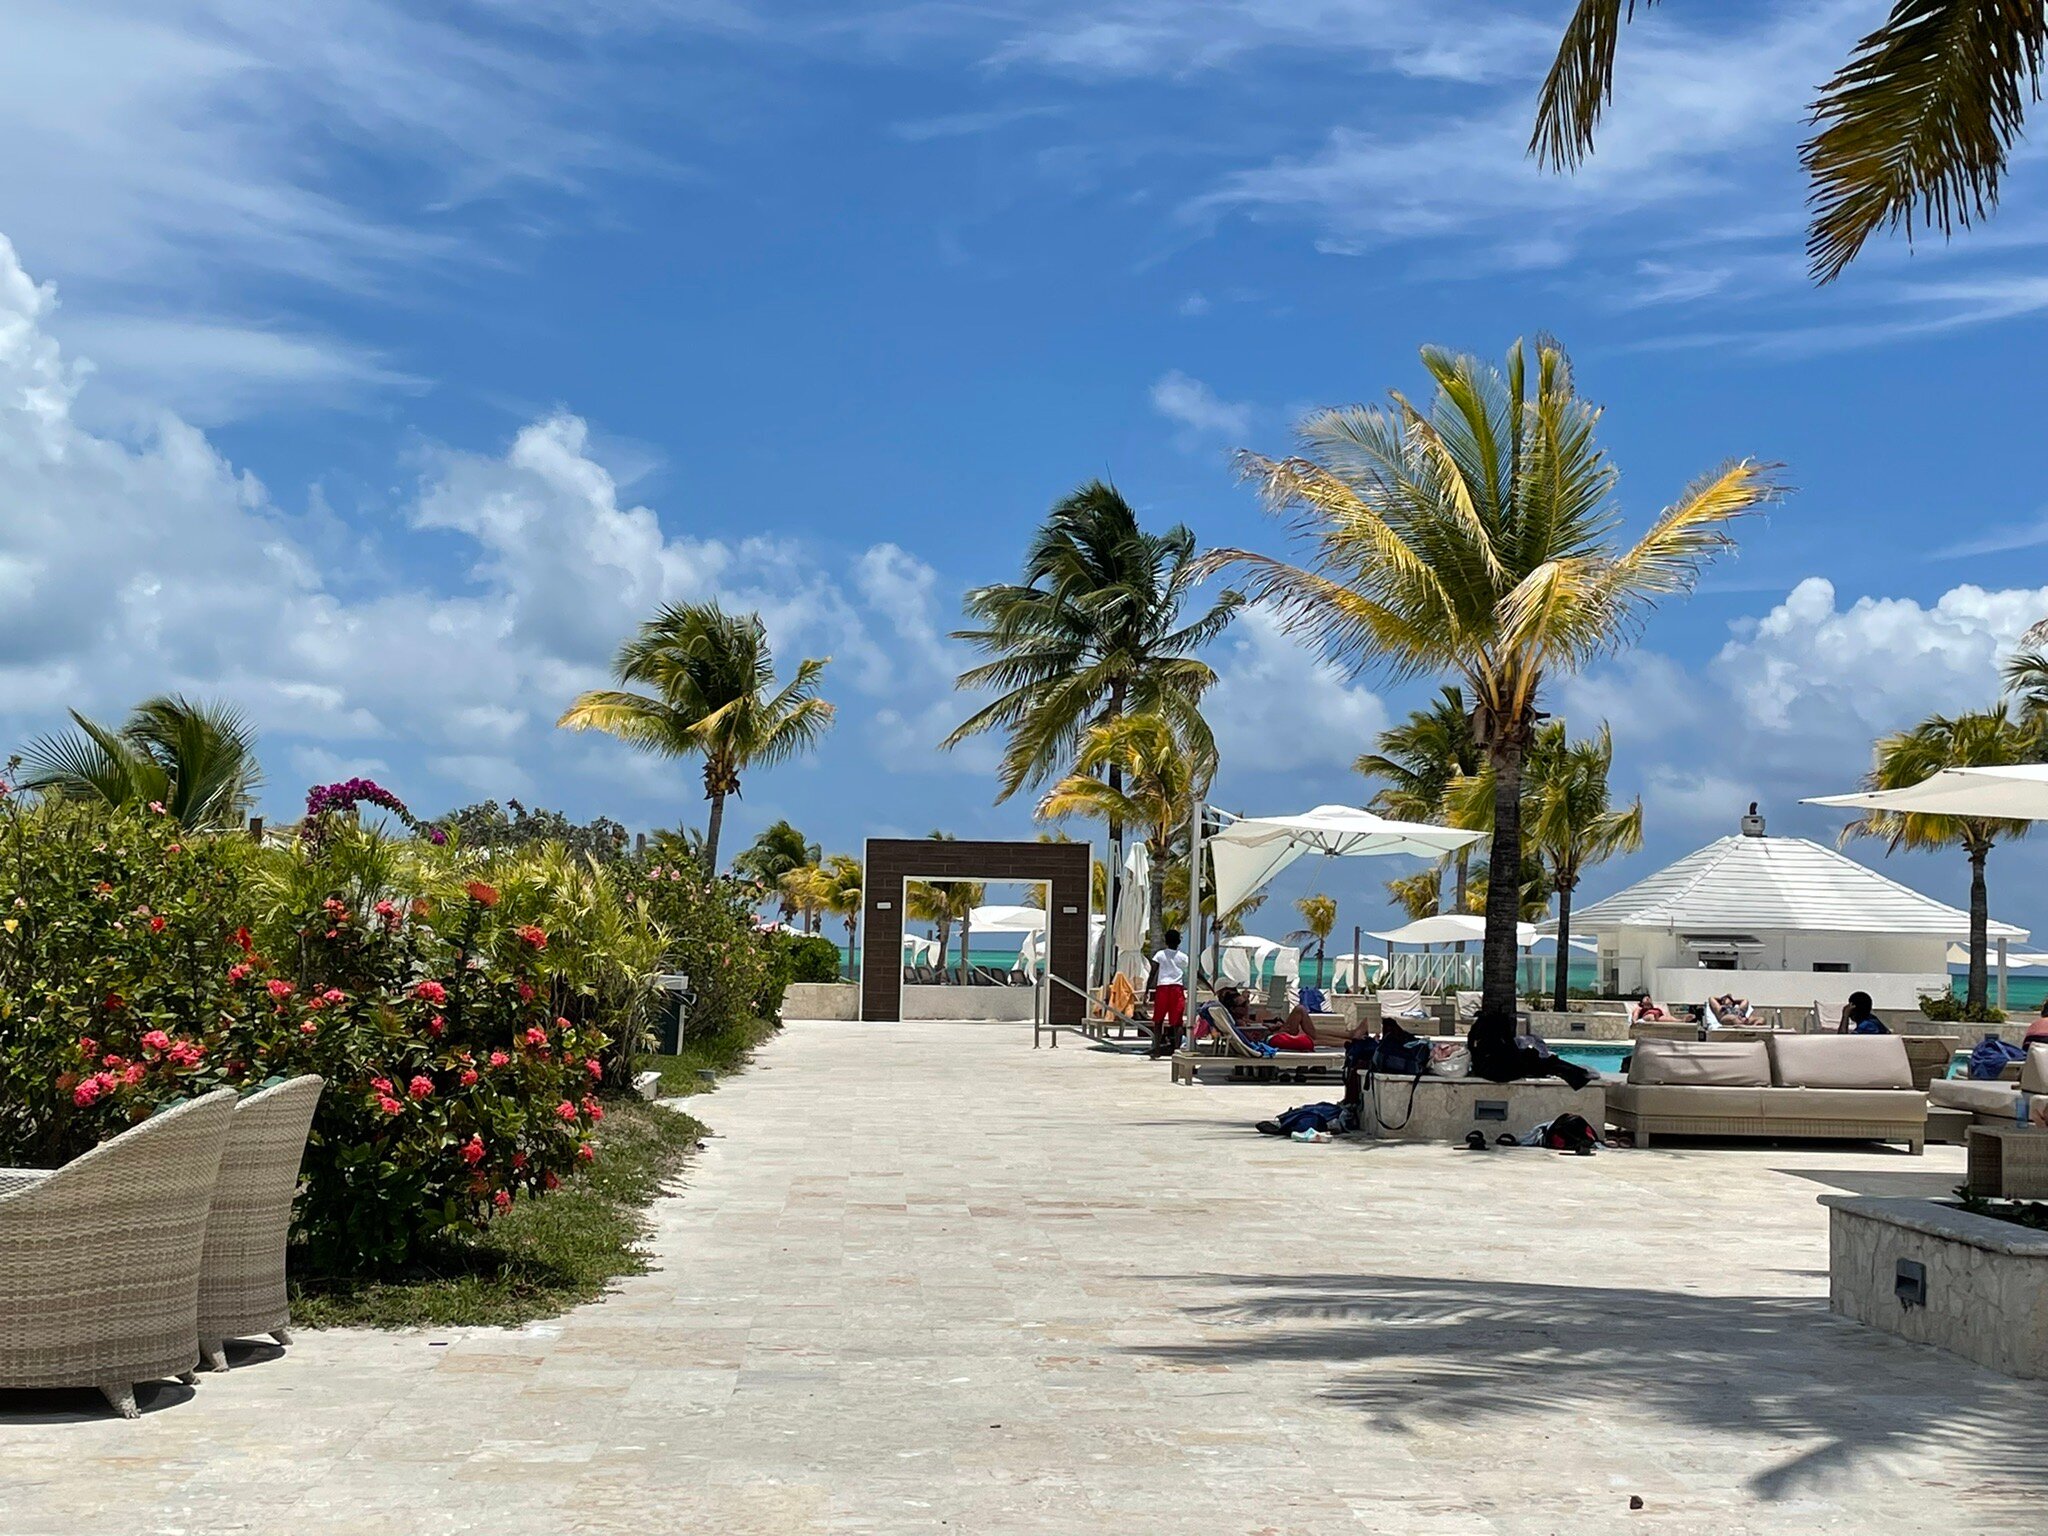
xmin=1627 ymin=1039 xmax=1770 ymax=1088
xmin=1766 ymin=1033 xmax=1912 ymax=1090
xmin=2025 ymin=1044 xmax=2048 ymax=1094
xmin=1928 ymin=1078 xmax=2025 ymax=1114
xmin=1607 ymin=1083 xmax=1764 ymax=1118
xmin=1754 ymin=1087 xmax=1924 ymax=1122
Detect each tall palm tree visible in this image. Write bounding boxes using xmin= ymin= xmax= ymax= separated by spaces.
xmin=559 ymin=602 xmax=834 ymax=872
xmin=1841 ymin=706 xmax=2034 ymax=1014
xmin=779 ymin=863 xmax=830 ymax=935
xmin=1202 ymin=339 xmax=1775 ymax=1034
xmin=19 ymin=694 xmax=262 ymax=831
xmin=1035 ymin=712 xmax=1206 ymax=944
xmin=734 ymin=819 xmax=821 ymax=918
xmin=1453 ymin=724 xmax=1643 ymax=1010
xmin=1357 ymin=685 xmax=1482 ymax=940
xmin=1386 ymin=867 xmax=1443 ymax=922
xmin=2000 ymin=636 xmax=2048 ymax=744
xmin=820 ymin=854 xmax=863 ymax=980
xmin=948 ymin=480 xmax=1239 ymax=928
xmin=1292 ymin=893 xmax=1337 ymax=984
xmin=1532 ymin=2 xmax=2048 ymax=283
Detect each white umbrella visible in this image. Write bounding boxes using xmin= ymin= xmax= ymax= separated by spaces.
xmin=1806 ymin=764 xmax=2048 ymax=820
xmin=1367 ymin=914 xmax=1539 ymax=948
xmin=901 ymin=933 xmax=938 ymax=965
xmin=967 ymin=904 xmax=1047 ymax=933
xmin=1328 ymin=953 xmax=1385 ymax=989
xmin=1208 ymin=804 xmax=1480 ymax=918
xmin=1112 ymin=842 xmax=1152 ymax=982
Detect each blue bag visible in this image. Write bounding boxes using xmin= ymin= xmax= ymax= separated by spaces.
xmin=1969 ymin=1034 xmax=2026 ymax=1079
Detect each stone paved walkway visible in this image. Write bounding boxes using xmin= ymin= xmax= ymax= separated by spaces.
xmin=5 ymin=1018 xmax=2046 ymax=1534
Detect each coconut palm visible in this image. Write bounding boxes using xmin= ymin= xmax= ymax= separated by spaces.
xmin=948 ymin=481 xmax=1238 ymax=928
xmin=1841 ymin=705 xmax=2034 ymax=1014
xmin=1533 ymin=2 xmax=2048 ymax=283
xmin=1452 ymin=723 xmax=1644 ymax=1010
xmin=18 ymin=695 xmax=262 ymax=831
xmin=779 ymin=863 xmax=830 ymax=935
xmin=1291 ymin=893 xmax=1337 ymax=982
xmin=1035 ymin=712 xmax=1207 ymax=944
xmin=2000 ymin=637 xmax=2048 ymax=743
xmin=558 ymin=602 xmax=833 ymax=872
xmin=734 ymin=819 xmax=821 ymax=918
xmin=1357 ymin=685 xmax=1482 ymax=941
xmin=1203 ymin=339 xmax=1774 ymax=1033
xmin=820 ymin=854 xmax=863 ymax=979
xmin=1386 ymin=867 xmax=1443 ymax=922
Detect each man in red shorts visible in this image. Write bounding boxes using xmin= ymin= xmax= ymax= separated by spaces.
xmin=1147 ymin=927 xmax=1189 ymax=1059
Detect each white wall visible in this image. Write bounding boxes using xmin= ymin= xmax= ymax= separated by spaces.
xmin=1652 ymin=966 xmax=1948 ymax=1012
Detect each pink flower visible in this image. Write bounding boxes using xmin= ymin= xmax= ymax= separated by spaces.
xmin=322 ymin=988 xmax=346 ymax=1005
xmin=581 ymin=1097 xmax=604 ymax=1123
xmin=147 ymin=800 xmax=166 ymax=815
xmin=493 ymin=1189 xmax=512 ymax=1211
xmin=77 ymin=1036 xmax=99 ymax=1061
xmin=511 ymin=1151 xmax=528 ymax=1170
xmin=576 ymin=1143 xmax=595 ymax=1164
xmin=414 ymin=980 xmax=447 ymax=1005
xmin=459 ymin=1068 xmax=478 ymax=1086
xmin=166 ymin=1041 xmax=203 ymax=1069
xmin=266 ymin=979 xmax=295 ymax=1000
xmin=543 ymin=1171 xmax=560 ymax=1191
xmin=407 ymin=1075 xmax=433 ymax=1100
xmin=227 ymin=963 xmax=251 ymax=984
xmin=377 ymin=1095 xmax=403 ymax=1116
xmin=517 ymin=982 xmax=535 ymax=1002
xmin=515 ymin=924 xmax=548 ymax=950
xmin=72 ymin=1073 xmax=112 ymax=1106
xmin=299 ymin=1021 xmax=318 ymax=1036
xmin=489 ymin=1051 xmax=509 ymax=1068
xmin=148 ymin=915 xmax=166 ymax=933
xmin=427 ymin=1015 xmax=445 ymax=1038
xmin=524 ymin=1026 xmax=548 ymax=1049
xmin=141 ymin=1029 xmax=172 ymax=1055
xmin=585 ymin=1058 xmax=603 ymax=1080
xmin=458 ymin=1135 xmax=485 ymax=1166
xmin=555 ymin=1100 xmax=577 ymax=1121
xmin=121 ymin=1063 xmax=146 ymax=1086
xmin=370 ymin=1076 xmax=393 ymax=1094
xmin=100 ymin=1054 xmax=125 ymax=1069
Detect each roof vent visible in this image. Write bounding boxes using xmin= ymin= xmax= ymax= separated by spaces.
xmin=1740 ymin=802 xmax=1766 ymax=838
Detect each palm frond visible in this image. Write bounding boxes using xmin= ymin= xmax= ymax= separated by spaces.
xmin=1529 ymin=1 xmax=1652 ymax=171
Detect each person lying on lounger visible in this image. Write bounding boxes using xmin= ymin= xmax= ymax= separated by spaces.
xmin=1708 ymin=993 xmax=1759 ymax=1026
xmin=1634 ymin=994 xmax=1665 ymax=1021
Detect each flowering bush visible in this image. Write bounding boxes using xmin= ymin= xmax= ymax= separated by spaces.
xmin=631 ymin=850 xmax=783 ymax=1034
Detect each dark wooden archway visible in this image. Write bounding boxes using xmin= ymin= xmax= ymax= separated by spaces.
xmin=860 ymin=838 xmax=1092 ymax=1024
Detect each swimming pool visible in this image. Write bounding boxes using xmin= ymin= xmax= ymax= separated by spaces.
xmin=1554 ymin=1043 xmax=1630 ymax=1076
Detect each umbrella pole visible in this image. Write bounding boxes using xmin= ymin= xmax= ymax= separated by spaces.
xmin=1188 ymin=794 xmax=1204 ymax=993
xmin=1998 ymin=937 xmax=2010 ymax=1013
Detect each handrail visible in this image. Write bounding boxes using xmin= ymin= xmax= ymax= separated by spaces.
xmin=1033 ymin=970 xmax=1149 ymax=1048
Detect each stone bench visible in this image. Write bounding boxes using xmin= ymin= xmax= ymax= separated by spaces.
xmin=1359 ymin=1075 xmax=1605 ymax=1143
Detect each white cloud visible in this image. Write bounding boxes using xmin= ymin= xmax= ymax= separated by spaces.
xmin=1207 ymin=606 xmax=1386 ymax=775
xmin=0 ymin=233 xmax=946 ymax=824
xmin=1150 ymin=369 xmax=1252 ymax=443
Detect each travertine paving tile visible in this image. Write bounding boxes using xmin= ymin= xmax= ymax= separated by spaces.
xmin=3 ymin=1016 xmax=2045 ymax=1534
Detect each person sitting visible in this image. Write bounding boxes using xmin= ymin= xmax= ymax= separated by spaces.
xmin=1634 ymin=994 xmax=1666 ymax=1022
xmin=2025 ymin=1000 xmax=2048 ymax=1049
xmin=1837 ymin=990 xmax=1889 ymax=1035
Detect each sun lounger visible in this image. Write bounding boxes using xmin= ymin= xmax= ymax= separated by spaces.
xmin=1171 ymin=1001 xmax=1345 ymax=1085
xmin=1453 ymin=990 xmax=1482 ymax=1023
xmin=1376 ymin=988 xmax=1430 ymax=1023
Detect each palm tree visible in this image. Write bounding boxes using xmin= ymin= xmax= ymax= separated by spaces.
xmin=1450 ymin=723 xmax=1643 ymax=1010
xmin=2000 ymin=637 xmax=2048 ymax=744
xmin=779 ymin=863 xmax=830 ymax=935
xmin=1841 ymin=706 xmax=2034 ymax=1015
xmin=1532 ymin=3 xmax=2048 ymax=283
xmin=1357 ymin=685 xmax=1482 ymax=940
xmin=19 ymin=695 xmax=262 ymax=831
xmin=1386 ymin=867 xmax=1443 ymax=922
xmin=1202 ymin=339 xmax=1775 ymax=1034
xmin=820 ymin=854 xmax=863 ymax=980
xmin=1035 ymin=712 xmax=1206 ymax=945
xmin=734 ymin=819 xmax=821 ymax=919
xmin=948 ymin=480 xmax=1239 ymax=927
xmin=558 ymin=602 xmax=833 ymax=872
xmin=1292 ymin=893 xmax=1337 ymax=984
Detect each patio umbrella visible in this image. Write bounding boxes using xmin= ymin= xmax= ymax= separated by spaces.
xmin=1111 ymin=842 xmax=1152 ymax=982
xmin=1206 ymin=804 xmax=1480 ymax=921
xmin=1806 ymin=764 xmax=2048 ymax=820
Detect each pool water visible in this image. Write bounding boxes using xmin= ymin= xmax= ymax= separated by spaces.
xmin=1554 ymin=1043 xmax=1631 ymax=1077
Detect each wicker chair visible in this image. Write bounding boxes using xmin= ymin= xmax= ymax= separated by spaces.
xmin=0 ymin=1088 xmax=237 ymax=1417
xmin=198 ymin=1075 xmax=324 ymax=1373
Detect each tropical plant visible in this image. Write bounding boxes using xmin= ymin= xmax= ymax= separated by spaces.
xmin=1533 ymin=1 xmax=2048 ymax=282
xmin=779 ymin=863 xmax=831 ymax=935
xmin=1386 ymin=867 xmax=1443 ymax=921
xmin=819 ymin=854 xmax=864 ymax=979
xmin=1451 ymin=723 xmax=1643 ymax=1009
xmin=437 ymin=800 xmax=630 ymax=863
xmin=1840 ymin=705 xmax=2034 ymax=1014
xmin=733 ymin=820 xmax=822 ymax=918
xmin=1356 ymin=685 xmax=1482 ymax=938
xmin=1202 ymin=339 xmax=1775 ymax=1030
xmin=1291 ymin=893 xmax=1337 ymax=979
xmin=2000 ymin=638 xmax=2048 ymax=742
xmin=1035 ymin=712 xmax=1205 ymax=944
xmin=17 ymin=695 xmax=262 ymax=831
xmin=948 ymin=480 xmax=1239 ymax=926
xmin=558 ymin=602 xmax=834 ymax=872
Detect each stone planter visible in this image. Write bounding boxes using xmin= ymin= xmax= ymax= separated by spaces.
xmin=1361 ymin=1077 xmax=1604 ymax=1143
xmin=1820 ymin=1195 xmax=2048 ymax=1379
xmin=781 ymin=981 xmax=858 ymax=1021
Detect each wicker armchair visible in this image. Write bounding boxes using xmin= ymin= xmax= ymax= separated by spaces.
xmin=0 ymin=1088 xmax=237 ymax=1417
xmin=198 ymin=1075 xmax=323 ymax=1372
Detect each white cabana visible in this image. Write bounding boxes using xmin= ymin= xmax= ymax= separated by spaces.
xmin=1207 ymin=804 xmax=1480 ymax=919
xmin=1328 ymin=953 xmax=1386 ymax=990
xmin=1218 ymin=934 xmax=1301 ymax=988
xmin=901 ymin=933 xmax=938 ymax=965
xmin=1808 ymin=765 xmax=2048 ymax=821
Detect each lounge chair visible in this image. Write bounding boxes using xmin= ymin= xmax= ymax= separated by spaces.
xmin=1453 ymin=990 xmax=1482 ymax=1024
xmin=1172 ymin=1001 xmax=1345 ymax=1086
xmin=1377 ymin=987 xmax=1429 ymax=1023
xmin=198 ymin=1075 xmax=324 ymax=1373
xmin=912 ymin=964 xmax=937 ymax=985
xmin=0 ymin=1089 xmax=238 ymax=1417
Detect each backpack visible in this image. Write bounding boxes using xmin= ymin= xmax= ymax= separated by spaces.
xmin=1538 ymin=1112 xmax=1601 ymax=1153
xmin=1373 ymin=1020 xmax=1432 ymax=1077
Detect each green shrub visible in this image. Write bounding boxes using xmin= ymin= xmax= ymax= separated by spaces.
xmin=630 ymin=851 xmax=777 ymax=1037
xmin=1916 ymin=991 xmax=2006 ymax=1025
xmin=777 ymin=933 xmax=842 ymax=985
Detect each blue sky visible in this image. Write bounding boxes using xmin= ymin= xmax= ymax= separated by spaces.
xmin=5 ymin=0 xmax=2048 ymax=940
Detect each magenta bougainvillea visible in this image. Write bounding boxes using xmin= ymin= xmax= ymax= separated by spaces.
xmin=303 ymin=778 xmax=448 ymax=845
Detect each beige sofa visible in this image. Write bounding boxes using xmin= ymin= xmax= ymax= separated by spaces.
xmin=1605 ymin=1035 xmax=1926 ymax=1153
xmin=1927 ymin=1044 xmax=2048 ymax=1128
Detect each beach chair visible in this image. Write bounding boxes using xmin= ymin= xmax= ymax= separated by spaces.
xmin=914 ymin=964 xmax=939 ymax=985
xmin=1453 ymin=990 xmax=1482 ymax=1024
xmin=1171 ymin=1001 xmax=1345 ymax=1085
xmin=1377 ymin=988 xmax=1429 ymax=1023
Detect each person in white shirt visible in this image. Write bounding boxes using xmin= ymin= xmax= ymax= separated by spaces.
xmin=1146 ymin=929 xmax=1189 ymax=1059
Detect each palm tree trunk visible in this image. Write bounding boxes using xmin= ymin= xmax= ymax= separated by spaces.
xmin=703 ymin=787 xmax=727 ymax=874
xmin=1480 ymin=742 xmax=1525 ymax=1030
xmin=1551 ymin=878 xmax=1574 ymax=1013
xmin=961 ymin=909 xmax=974 ymax=985
xmin=1453 ymin=848 xmax=1470 ymax=953
xmin=1967 ymin=843 xmax=1990 ymax=1014
xmin=935 ymin=916 xmax=952 ymax=979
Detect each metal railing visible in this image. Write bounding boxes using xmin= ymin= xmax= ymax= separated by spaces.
xmin=1033 ymin=971 xmax=1150 ymax=1048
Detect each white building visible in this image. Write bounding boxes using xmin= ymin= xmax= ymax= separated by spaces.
xmin=1562 ymin=811 xmax=2027 ymax=1012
